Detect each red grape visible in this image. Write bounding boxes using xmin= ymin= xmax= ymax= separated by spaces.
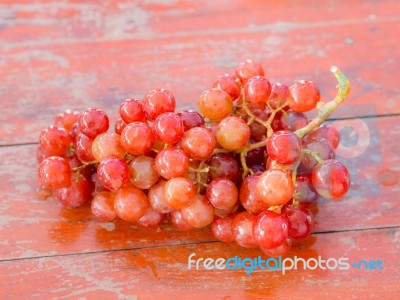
xmin=79 ymin=108 xmax=109 ymax=138
xmin=69 ymin=123 xmax=80 ymax=143
xmin=121 ymin=122 xmax=154 ymax=155
xmin=304 ymin=125 xmax=340 ymax=149
xmin=206 ymin=178 xmax=238 ymax=210
xmin=163 ymin=177 xmax=195 ymax=209
xmin=206 ymin=153 xmax=241 ymax=184
xmin=54 ymin=109 xmax=80 ymax=131
xmin=212 ymin=74 xmax=241 ymax=100
xmin=282 ymin=204 xmax=314 ymax=239
xmin=92 ymin=132 xmax=126 ymax=162
xmin=248 ymin=109 xmax=268 ymax=141
xmin=114 ymin=118 xmax=127 ymax=135
xmin=36 ymin=146 xmax=47 ymax=163
xmin=142 ymin=89 xmax=175 ymax=120
xmin=120 ymin=98 xmax=145 ymax=123
xmin=253 ymin=210 xmax=289 ymax=249
xmin=198 ymin=89 xmax=233 ymax=122
xmin=181 ymin=195 xmax=214 ymax=228
xmin=97 ymin=158 xmax=130 ymax=192
xmin=268 ymin=82 xmax=288 ymax=109
xmin=214 ymin=202 xmax=239 ymax=218
xmin=177 ymin=110 xmax=205 ymax=131
xmin=267 ymin=130 xmax=302 ymax=165
xmin=38 ymin=157 xmax=71 ymax=189
xmin=211 ymin=215 xmax=235 ymax=243
xmin=203 ymin=122 xmax=218 ymax=140
xmin=232 ymin=212 xmax=258 ymax=248
xmin=281 ymin=111 xmax=308 ymax=132
xmin=239 ymin=175 xmax=269 ymax=214
xmin=244 ymin=76 xmax=271 ymax=105
xmin=287 ymin=80 xmax=320 ymax=112
xmin=246 ymin=99 xmax=266 ymax=111
xmin=170 ymin=210 xmax=194 ymax=231
xmin=250 ymin=164 xmax=265 ymax=175
xmin=91 ymin=191 xmax=117 ymax=222
xmin=54 ymin=173 xmax=91 ymax=208
xmin=39 ymin=126 xmax=71 ymax=157
xmin=270 ymin=111 xmax=284 ymax=132
xmin=75 ymin=133 xmax=95 ymax=163
xmin=155 ymin=147 xmax=189 ymax=179
xmin=235 ymin=59 xmax=264 ymax=83
xmin=148 ymin=180 xmax=174 ymax=214
xmin=257 ymin=169 xmax=294 ymax=206
xmin=312 ymin=159 xmax=350 ymax=200
xmin=152 ymin=112 xmax=184 ymax=144
xmin=137 ymin=208 xmax=166 ymax=227
xmin=294 ymin=174 xmax=318 ymax=206
xmin=114 ymin=186 xmax=149 ymax=222
xmin=129 ymin=155 xmax=159 ymax=189
xmin=245 ymin=143 xmax=265 ymax=167
xmin=217 ymin=116 xmax=250 ymax=150
xmin=300 ymin=137 xmax=334 ymax=172
xmin=181 ymin=127 xmax=216 ymax=160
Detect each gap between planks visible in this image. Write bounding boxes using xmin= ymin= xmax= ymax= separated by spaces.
xmin=1 ymin=113 xmax=400 ymax=148
xmin=0 ymin=225 xmax=398 ymax=264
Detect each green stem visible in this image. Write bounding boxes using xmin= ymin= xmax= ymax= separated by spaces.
xmin=302 ymin=149 xmax=323 ymax=164
xmin=237 ymin=139 xmax=268 ymax=178
xmin=195 ymin=161 xmax=207 ymax=194
xmin=295 ymin=66 xmax=350 ymax=139
xmin=71 ymin=161 xmax=97 ymax=172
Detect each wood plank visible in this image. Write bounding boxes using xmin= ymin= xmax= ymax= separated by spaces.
xmin=0 ymin=227 xmax=399 ymax=299
xmin=0 ymin=2 xmax=400 ymax=143
xmin=0 ymin=116 xmax=398 ymax=260
xmin=1 ymin=0 xmax=399 ymax=45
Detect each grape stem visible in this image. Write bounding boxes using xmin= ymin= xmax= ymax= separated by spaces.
xmin=194 ymin=161 xmax=208 ymax=193
xmin=291 ymin=158 xmax=302 ymax=185
xmin=124 ymin=153 xmax=135 ymax=164
xmin=237 ymin=139 xmax=267 ymax=178
xmin=241 ymin=99 xmax=287 ymax=138
xmin=302 ymin=149 xmax=324 ymax=164
xmin=295 ymin=66 xmax=350 ymax=139
xmin=212 ymin=148 xmax=230 ymax=155
xmin=238 ymin=94 xmax=287 ymax=177
xmin=268 ymin=205 xmax=282 ymax=214
xmin=221 ymin=67 xmax=349 ymax=179
xmin=189 ymin=166 xmax=210 ymax=173
xmin=71 ymin=162 xmax=97 ymax=172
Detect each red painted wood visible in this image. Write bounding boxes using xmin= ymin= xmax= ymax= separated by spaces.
xmin=0 ymin=1 xmax=399 ymax=298
xmin=0 ymin=227 xmax=398 ymax=299
xmin=0 ymin=1 xmax=399 ymax=144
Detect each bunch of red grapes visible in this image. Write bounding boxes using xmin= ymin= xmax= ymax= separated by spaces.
xmin=37 ymin=59 xmax=350 ymax=256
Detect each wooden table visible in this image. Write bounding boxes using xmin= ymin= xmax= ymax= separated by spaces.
xmin=0 ymin=1 xmax=399 ymax=299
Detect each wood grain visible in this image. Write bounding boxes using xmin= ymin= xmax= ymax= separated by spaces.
xmin=0 ymin=1 xmax=399 ymax=298
xmin=1 ymin=227 xmax=399 ymax=299
xmin=0 ymin=116 xmax=398 ymax=260
xmin=0 ymin=1 xmax=400 ymax=144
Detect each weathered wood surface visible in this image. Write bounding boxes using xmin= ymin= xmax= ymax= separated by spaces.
xmin=0 ymin=0 xmax=400 ymax=144
xmin=0 ymin=0 xmax=399 ymax=299
xmin=1 ymin=228 xmax=399 ymax=299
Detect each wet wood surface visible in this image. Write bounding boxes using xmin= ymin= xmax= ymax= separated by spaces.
xmin=0 ymin=0 xmax=399 ymax=299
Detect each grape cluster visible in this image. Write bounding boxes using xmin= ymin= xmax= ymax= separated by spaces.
xmin=37 ymin=60 xmax=351 ymax=256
